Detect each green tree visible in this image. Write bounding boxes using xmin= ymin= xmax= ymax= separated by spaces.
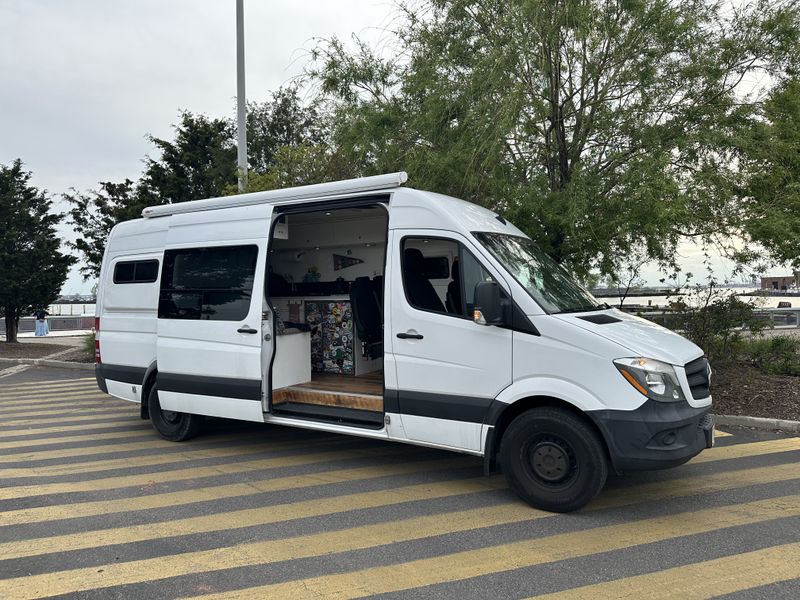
xmin=247 ymin=87 xmax=325 ymax=174
xmin=309 ymin=0 xmax=800 ymax=279
xmin=741 ymin=78 xmax=800 ymax=267
xmin=139 ymin=111 xmax=238 ymax=205
xmin=0 ymin=160 xmax=74 ymax=343
xmin=64 ymin=179 xmax=145 ymax=279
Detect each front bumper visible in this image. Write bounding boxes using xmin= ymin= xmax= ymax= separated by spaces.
xmin=589 ymin=399 xmax=713 ymax=473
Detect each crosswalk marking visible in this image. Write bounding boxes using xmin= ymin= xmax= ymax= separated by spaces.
xmin=183 ymin=494 xmax=800 ymax=600
xmin=0 ymin=402 xmax=130 ymax=420
xmin=3 ymin=491 xmax=799 ymax=599
xmin=0 ymin=420 xmax=150 ymax=440
xmin=0 ymin=376 xmax=796 ymax=600
xmin=0 ymin=472 xmax=504 ymax=560
xmin=0 ymin=456 xmax=476 ymax=528
xmin=3 ymin=444 xmax=800 ymax=562
xmin=0 ymin=444 xmax=417 ymax=501
xmin=531 ymin=541 xmax=800 ymax=599
xmin=0 ymin=377 xmax=94 ymax=390
xmin=0 ymin=436 xmax=357 ymax=478
xmin=0 ymin=427 xmax=153 ymax=451
xmin=2 ymin=437 xmax=797 ymax=531
xmin=0 ymin=409 xmax=140 ymax=429
xmin=0 ymin=392 xmax=113 ymax=411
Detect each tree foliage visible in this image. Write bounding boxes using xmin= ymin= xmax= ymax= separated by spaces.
xmin=741 ymin=78 xmax=800 ymax=267
xmin=309 ymin=0 xmax=800 ymax=278
xmin=68 ymin=91 xmax=328 ymax=278
xmin=0 ymin=160 xmax=74 ymax=342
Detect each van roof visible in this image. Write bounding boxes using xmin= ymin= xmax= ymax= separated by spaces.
xmin=141 ymin=172 xmax=407 ymax=219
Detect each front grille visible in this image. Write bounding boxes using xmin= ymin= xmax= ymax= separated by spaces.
xmin=685 ymin=356 xmax=710 ymax=399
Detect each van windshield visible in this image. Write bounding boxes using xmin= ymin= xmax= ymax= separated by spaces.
xmin=473 ymin=232 xmax=602 ymax=314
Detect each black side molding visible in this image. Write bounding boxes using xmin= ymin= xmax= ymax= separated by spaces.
xmin=158 ymin=372 xmax=262 ymax=401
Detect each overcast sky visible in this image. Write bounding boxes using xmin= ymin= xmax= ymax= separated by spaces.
xmin=0 ymin=0 xmax=754 ymax=295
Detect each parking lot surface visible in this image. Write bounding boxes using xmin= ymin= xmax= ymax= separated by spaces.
xmin=0 ymin=368 xmax=798 ymax=599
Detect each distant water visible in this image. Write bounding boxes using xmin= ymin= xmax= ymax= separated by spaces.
xmin=602 ymin=288 xmax=800 ymax=310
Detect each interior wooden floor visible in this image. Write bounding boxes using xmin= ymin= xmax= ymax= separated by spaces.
xmin=272 ymin=371 xmax=383 ymax=412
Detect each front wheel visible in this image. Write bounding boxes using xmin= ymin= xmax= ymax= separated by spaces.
xmin=500 ymin=407 xmax=608 ymax=512
xmin=147 ymin=383 xmax=204 ymax=441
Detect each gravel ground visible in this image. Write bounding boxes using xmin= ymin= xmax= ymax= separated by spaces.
xmin=712 ymin=362 xmax=800 ymax=421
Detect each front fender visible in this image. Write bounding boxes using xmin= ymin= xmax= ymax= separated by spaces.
xmin=492 ymin=376 xmax=607 ymax=414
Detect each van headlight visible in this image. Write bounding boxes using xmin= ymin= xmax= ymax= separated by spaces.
xmin=614 ymin=358 xmax=685 ymax=402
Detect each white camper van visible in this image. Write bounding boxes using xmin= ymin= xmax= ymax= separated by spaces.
xmin=94 ymin=172 xmax=713 ymax=512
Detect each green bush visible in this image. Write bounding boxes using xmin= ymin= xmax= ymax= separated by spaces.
xmin=742 ymin=336 xmax=800 ymax=376
xmin=83 ymin=332 xmax=95 ymax=356
xmin=668 ymin=290 xmax=766 ymax=363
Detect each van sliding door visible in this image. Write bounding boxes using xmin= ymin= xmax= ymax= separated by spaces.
xmin=156 ymin=204 xmax=273 ymax=422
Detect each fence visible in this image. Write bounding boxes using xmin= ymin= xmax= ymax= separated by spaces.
xmin=633 ymin=307 xmax=800 ymax=330
xmin=1 ymin=315 xmax=94 ymax=334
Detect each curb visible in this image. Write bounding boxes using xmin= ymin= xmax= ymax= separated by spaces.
xmin=0 ymin=357 xmax=95 ymax=372
xmin=713 ymin=413 xmax=800 ymax=434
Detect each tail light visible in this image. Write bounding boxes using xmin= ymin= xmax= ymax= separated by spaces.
xmin=94 ymin=317 xmax=101 ymax=363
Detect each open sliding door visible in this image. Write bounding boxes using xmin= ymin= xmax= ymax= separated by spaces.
xmin=156 ymin=204 xmax=273 ymax=422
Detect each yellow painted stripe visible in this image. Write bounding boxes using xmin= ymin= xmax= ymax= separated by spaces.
xmin=0 ymin=444 xmax=413 ymax=501
xmin=687 ymin=436 xmax=800 ymax=464
xmin=532 ymin=541 xmax=800 ymax=600
xmin=0 ymin=392 xmax=111 ymax=410
xmin=0 ymin=403 xmax=130 ymax=419
xmin=0 ymin=457 xmax=476 ymax=527
xmin=0 ymin=382 xmax=98 ymax=396
xmin=3 ymin=491 xmax=799 ymax=599
xmin=0 ymin=436 xmax=352 ymax=478
xmin=0 ymin=386 xmax=99 ymax=400
xmin=0 ymin=421 xmax=150 ymax=441
xmin=3 ymin=438 xmax=799 ymax=558
xmin=191 ymin=494 xmax=800 ymax=600
xmin=5 ymin=435 xmax=795 ymax=528
xmin=715 ymin=429 xmax=732 ymax=438
xmin=0 ymin=430 xmax=294 ymax=463
xmin=0 ymin=377 xmax=94 ymax=390
xmin=0 ymin=427 xmax=153 ymax=451
xmin=0 ymin=465 xmax=494 ymax=560
xmin=0 ymin=410 xmax=139 ymax=428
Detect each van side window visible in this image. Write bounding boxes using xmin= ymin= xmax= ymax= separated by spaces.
xmin=158 ymin=245 xmax=258 ymax=321
xmin=113 ymin=259 xmax=159 ymax=284
xmin=401 ymin=237 xmax=493 ymax=318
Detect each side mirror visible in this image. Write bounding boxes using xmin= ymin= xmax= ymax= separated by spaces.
xmin=473 ymin=281 xmax=503 ymax=326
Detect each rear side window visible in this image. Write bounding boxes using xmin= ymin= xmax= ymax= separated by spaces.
xmin=158 ymin=245 xmax=258 ymax=321
xmin=113 ymin=259 xmax=159 ymax=284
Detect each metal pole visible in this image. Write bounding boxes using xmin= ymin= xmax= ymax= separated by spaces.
xmin=236 ymin=0 xmax=247 ymax=192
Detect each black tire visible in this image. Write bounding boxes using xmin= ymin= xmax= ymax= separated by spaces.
xmin=499 ymin=407 xmax=608 ymax=512
xmin=147 ymin=383 xmax=204 ymax=442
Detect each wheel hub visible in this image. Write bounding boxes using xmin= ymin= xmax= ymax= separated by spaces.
xmin=529 ymin=440 xmax=572 ymax=483
xmin=162 ymin=410 xmax=180 ymax=424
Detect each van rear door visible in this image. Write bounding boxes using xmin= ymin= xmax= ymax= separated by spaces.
xmin=155 ymin=204 xmax=273 ymax=422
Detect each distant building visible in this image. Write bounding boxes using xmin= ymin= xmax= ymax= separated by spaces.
xmin=760 ymin=274 xmax=799 ymax=291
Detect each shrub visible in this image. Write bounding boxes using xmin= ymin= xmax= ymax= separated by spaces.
xmin=668 ymin=287 xmax=766 ymax=363
xmin=743 ymin=336 xmax=800 ymax=376
xmin=83 ymin=332 xmax=95 ymax=357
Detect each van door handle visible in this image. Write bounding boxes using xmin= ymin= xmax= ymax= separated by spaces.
xmin=237 ymin=326 xmax=258 ymax=334
xmin=397 ymin=332 xmax=423 ymax=340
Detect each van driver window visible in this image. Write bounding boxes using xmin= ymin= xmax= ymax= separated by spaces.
xmin=401 ymin=238 xmax=493 ymax=318
xmin=158 ymin=245 xmax=258 ymax=320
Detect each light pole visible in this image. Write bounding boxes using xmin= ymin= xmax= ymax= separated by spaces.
xmin=236 ymin=0 xmax=247 ymax=192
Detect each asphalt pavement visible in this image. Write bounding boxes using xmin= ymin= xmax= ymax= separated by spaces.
xmin=0 ymin=367 xmax=798 ymax=599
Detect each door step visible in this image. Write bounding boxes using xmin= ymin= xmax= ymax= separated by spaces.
xmin=272 ymin=401 xmax=384 ymax=429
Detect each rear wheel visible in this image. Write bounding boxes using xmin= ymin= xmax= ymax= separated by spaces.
xmin=500 ymin=406 xmax=607 ymax=512
xmin=147 ymin=383 xmax=204 ymax=441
